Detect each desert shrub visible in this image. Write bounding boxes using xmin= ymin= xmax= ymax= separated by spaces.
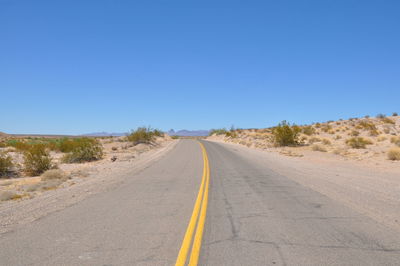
xmin=209 ymin=128 xmax=228 ymax=136
xmin=346 ymin=137 xmax=373 ymax=149
xmin=311 ymin=144 xmax=327 ymax=152
xmin=322 ymin=139 xmax=331 ymax=145
xmin=321 ymin=125 xmax=332 ymax=133
xmin=23 ymin=144 xmax=52 ymax=176
xmin=0 ymin=152 xmax=13 ymax=177
xmin=308 ymin=137 xmax=321 ymax=144
xmin=381 ymin=117 xmax=395 ymax=124
xmin=62 ymin=138 xmax=103 ymax=163
xmin=302 ymin=126 xmax=316 ymax=136
xmin=349 ymin=130 xmax=360 ymax=137
xmin=152 ymin=129 xmax=164 ymax=137
xmin=390 ymin=137 xmax=400 ymax=147
xmin=111 ymin=146 xmax=118 ymax=151
xmin=127 ymin=127 xmax=158 ymax=144
xmin=376 ymin=114 xmax=386 ymax=119
xmin=171 ymin=135 xmax=179 ymax=139
xmin=225 ymin=131 xmax=237 ymax=138
xmin=334 ymin=135 xmax=342 ymax=140
xmin=358 ymin=121 xmax=377 ymax=131
xmin=6 ymin=139 xmax=31 ymax=151
xmin=272 ymin=121 xmax=301 ymax=146
xmin=393 ymin=112 xmax=398 ymax=116
xmin=387 ymin=148 xmax=400 ymax=161
xmin=41 ymin=169 xmax=70 ymax=182
xmin=369 ymin=129 xmax=380 ymax=137
xmin=0 ymin=191 xmax=22 ymax=201
xmin=377 ymin=136 xmax=387 ymax=142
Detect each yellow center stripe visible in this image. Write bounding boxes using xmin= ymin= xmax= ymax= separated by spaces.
xmin=175 ymin=142 xmax=210 ymax=266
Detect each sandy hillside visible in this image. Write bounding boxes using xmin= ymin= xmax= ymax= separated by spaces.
xmin=208 ymin=115 xmax=400 ymax=171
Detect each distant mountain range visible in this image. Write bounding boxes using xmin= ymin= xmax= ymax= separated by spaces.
xmin=81 ymin=132 xmax=127 ymax=137
xmin=167 ymin=129 xmax=210 ymax=137
xmin=82 ymin=129 xmax=210 ymax=137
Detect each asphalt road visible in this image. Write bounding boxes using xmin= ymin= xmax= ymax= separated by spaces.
xmin=1 ymin=139 xmax=400 ymax=265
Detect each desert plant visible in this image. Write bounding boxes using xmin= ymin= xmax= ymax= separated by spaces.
xmin=308 ymin=137 xmax=321 ymax=144
xmin=127 ymin=127 xmax=157 ymax=144
xmin=209 ymin=128 xmax=228 ymax=136
xmin=376 ymin=113 xmax=386 ymax=119
xmin=272 ymin=121 xmax=301 ymax=146
xmin=377 ymin=136 xmax=387 ymax=142
xmin=41 ymin=169 xmax=70 ymax=181
xmin=349 ymin=130 xmax=360 ymax=137
xmin=0 ymin=152 xmax=13 ymax=177
xmin=322 ymin=139 xmax=331 ymax=145
xmin=346 ymin=137 xmax=373 ymax=149
xmin=393 ymin=112 xmax=398 ymax=116
xmin=390 ymin=137 xmax=400 ymax=147
xmin=62 ymin=138 xmax=103 ymax=163
xmin=369 ymin=129 xmax=380 ymax=137
xmin=23 ymin=144 xmax=52 ymax=176
xmin=381 ymin=117 xmax=395 ymax=124
xmin=311 ymin=144 xmax=327 ymax=152
xmin=387 ymin=148 xmax=400 ymax=161
xmin=302 ymin=126 xmax=316 ymax=136
xmin=171 ymin=135 xmax=179 ymax=139
xmin=152 ymin=129 xmax=164 ymax=137
xmin=358 ymin=121 xmax=377 ymax=131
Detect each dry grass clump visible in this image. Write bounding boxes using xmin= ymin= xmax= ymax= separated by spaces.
xmin=377 ymin=136 xmax=387 ymax=142
xmin=357 ymin=121 xmax=377 ymax=131
xmin=0 ymin=191 xmax=24 ymax=201
xmin=272 ymin=121 xmax=301 ymax=146
xmin=23 ymin=144 xmax=52 ymax=176
xmin=387 ymin=148 xmax=400 ymax=161
xmin=346 ymin=137 xmax=373 ymax=149
xmin=322 ymin=139 xmax=331 ymax=145
xmin=381 ymin=117 xmax=395 ymax=124
xmin=41 ymin=169 xmax=69 ymax=181
xmin=349 ymin=130 xmax=360 ymax=137
xmin=0 ymin=152 xmax=13 ymax=177
xmin=62 ymin=138 xmax=103 ymax=163
xmin=311 ymin=144 xmax=327 ymax=152
xmin=391 ymin=137 xmax=400 ymax=147
xmin=308 ymin=137 xmax=321 ymax=144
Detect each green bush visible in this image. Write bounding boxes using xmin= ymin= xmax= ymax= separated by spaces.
xmin=23 ymin=144 xmax=52 ymax=176
xmin=272 ymin=121 xmax=301 ymax=146
xmin=0 ymin=152 xmax=13 ymax=177
xmin=62 ymin=138 xmax=103 ymax=163
xmin=346 ymin=137 xmax=373 ymax=149
xmin=209 ymin=128 xmax=228 ymax=136
xmin=127 ymin=127 xmax=158 ymax=144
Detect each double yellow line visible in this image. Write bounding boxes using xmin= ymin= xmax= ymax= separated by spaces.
xmin=175 ymin=141 xmax=210 ymax=266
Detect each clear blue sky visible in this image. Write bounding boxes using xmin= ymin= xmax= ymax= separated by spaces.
xmin=2 ymin=0 xmax=399 ymax=135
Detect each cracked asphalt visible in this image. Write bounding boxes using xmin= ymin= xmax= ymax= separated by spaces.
xmin=1 ymin=139 xmax=400 ymax=265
